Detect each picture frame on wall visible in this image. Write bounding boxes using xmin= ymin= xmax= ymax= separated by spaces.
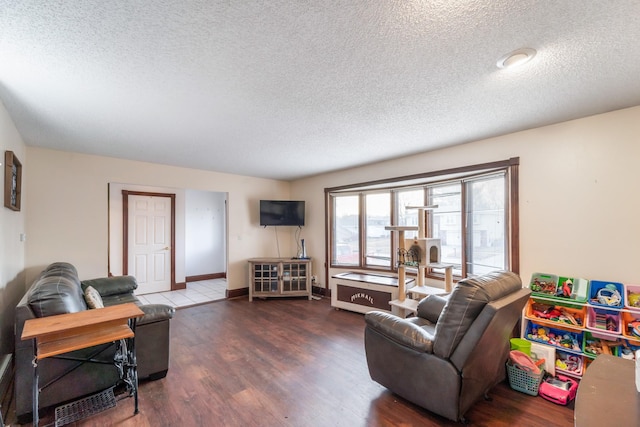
xmin=4 ymin=150 xmax=22 ymax=211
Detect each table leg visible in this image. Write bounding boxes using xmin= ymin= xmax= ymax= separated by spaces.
xmin=32 ymin=342 xmax=39 ymax=427
xmin=128 ymin=318 xmax=139 ymax=415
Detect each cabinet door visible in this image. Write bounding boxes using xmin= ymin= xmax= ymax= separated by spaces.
xmin=283 ymin=262 xmax=307 ymax=293
xmin=253 ymin=263 xmax=279 ymax=293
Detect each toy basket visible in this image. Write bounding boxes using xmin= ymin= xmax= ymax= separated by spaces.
xmin=506 ymin=362 xmax=545 ymax=396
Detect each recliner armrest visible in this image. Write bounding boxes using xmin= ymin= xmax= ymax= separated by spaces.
xmin=365 ymin=311 xmax=434 ymax=353
xmin=81 ymin=276 xmax=138 ymax=297
xmin=138 ymin=304 xmax=175 ymax=326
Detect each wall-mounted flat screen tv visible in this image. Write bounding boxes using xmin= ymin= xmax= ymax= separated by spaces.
xmin=260 ymin=200 xmax=305 ymax=226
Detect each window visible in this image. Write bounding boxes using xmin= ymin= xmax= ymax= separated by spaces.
xmin=429 ymin=183 xmax=462 ymax=276
xmin=396 ymin=188 xmax=424 ymax=240
xmin=365 ymin=193 xmax=391 ymax=268
xmin=327 ymin=158 xmax=519 ymax=279
xmin=465 ymin=174 xmax=506 ymax=275
xmin=331 ymin=195 xmax=360 ymax=265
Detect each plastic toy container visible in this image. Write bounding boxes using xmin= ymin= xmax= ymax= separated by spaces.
xmin=625 ymin=284 xmax=640 ymax=312
xmin=529 ymin=273 xmax=589 ymax=302
xmin=554 ymin=349 xmax=584 ymax=377
xmin=619 ymin=339 xmax=640 ymax=360
xmin=586 ymin=307 xmax=621 ymax=335
xmin=529 ymin=273 xmax=559 ymax=296
xmin=583 ymin=331 xmax=621 ymax=357
xmin=525 ymin=298 xmax=585 ymax=329
xmin=510 ymin=338 xmax=531 ymax=355
xmin=556 ymin=276 xmax=589 ymax=302
xmin=588 ymin=280 xmax=624 ymax=308
xmin=525 ymin=320 xmax=583 ymax=353
xmin=621 ymin=311 xmax=640 ymax=340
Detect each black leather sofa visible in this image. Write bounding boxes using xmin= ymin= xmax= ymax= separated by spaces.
xmin=14 ymin=262 xmax=175 ymax=423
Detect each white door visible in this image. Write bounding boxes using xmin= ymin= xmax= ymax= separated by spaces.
xmin=128 ymin=194 xmax=172 ymax=294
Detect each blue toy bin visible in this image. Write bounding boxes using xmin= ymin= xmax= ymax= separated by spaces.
xmin=525 ymin=320 xmax=583 ymax=353
xmin=588 ymin=280 xmax=624 ymax=308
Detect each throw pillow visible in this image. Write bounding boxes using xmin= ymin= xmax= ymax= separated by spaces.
xmin=84 ymin=285 xmax=104 ymax=309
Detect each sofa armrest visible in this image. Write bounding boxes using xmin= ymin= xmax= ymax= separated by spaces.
xmin=364 ymin=311 xmax=434 ymax=353
xmin=138 ymin=304 xmax=175 ymax=326
xmin=81 ymin=276 xmax=138 ymax=297
xmin=417 ymin=294 xmax=450 ymax=323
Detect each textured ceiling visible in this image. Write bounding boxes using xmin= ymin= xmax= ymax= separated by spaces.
xmin=1 ymin=1 xmax=640 ymax=181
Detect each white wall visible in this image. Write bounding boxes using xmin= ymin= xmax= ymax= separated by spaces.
xmin=185 ymin=189 xmax=227 ymax=276
xmin=25 ymin=148 xmax=293 ymax=291
xmin=0 ymin=100 xmax=26 ymax=354
xmin=291 ymin=106 xmax=640 ymax=289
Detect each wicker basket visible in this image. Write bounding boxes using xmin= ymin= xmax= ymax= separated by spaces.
xmin=506 ymin=362 xmax=545 ymax=396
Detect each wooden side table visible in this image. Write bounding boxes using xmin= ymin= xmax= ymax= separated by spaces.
xmin=22 ymin=303 xmax=144 ymax=426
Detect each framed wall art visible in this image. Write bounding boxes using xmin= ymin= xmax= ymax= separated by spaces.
xmin=4 ymin=150 xmax=22 ymax=211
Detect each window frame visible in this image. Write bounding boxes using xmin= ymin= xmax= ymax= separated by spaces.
xmin=325 ymin=158 xmax=520 ymax=281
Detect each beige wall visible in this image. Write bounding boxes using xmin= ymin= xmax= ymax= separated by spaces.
xmin=25 ymin=148 xmax=292 ymax=290
xmin=292 ymin=106 xmax=640 ymax=289
xmin=0 ymin=100 xmax=27 ymax=354
xmin=9 ymin=104 xmax=640 ymax=351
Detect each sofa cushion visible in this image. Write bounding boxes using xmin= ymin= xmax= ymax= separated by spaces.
xmin=81 ymin=275 xmax=138 ymax=297
xmin=84 ymin=286 xmax=104 ymax=309
xmin=28 ymin=263 xmax=87 ymax=317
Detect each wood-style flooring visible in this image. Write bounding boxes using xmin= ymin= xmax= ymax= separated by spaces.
xmin=15 ymin=297 xmax=575 ymax=426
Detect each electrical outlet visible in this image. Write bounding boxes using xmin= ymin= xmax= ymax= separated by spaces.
xmin=311 ymin=275 xmax=317 ymax=283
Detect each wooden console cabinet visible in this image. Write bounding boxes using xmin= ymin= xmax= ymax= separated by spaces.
xmin=249 ymin=258 xmax=312 ymax=301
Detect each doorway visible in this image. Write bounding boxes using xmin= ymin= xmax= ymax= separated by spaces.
xmin=108 ymin=183 xmax=228 ymax=297
xmin=122 ymin=191 xmax=176 ymax=294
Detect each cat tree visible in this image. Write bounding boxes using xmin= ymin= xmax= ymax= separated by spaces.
xmin=385 ymin=205 xmax=454 ymax=316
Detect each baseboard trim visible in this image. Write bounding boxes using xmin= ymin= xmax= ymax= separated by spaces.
xmin=172 ymin=281 xmax=186 ymax=290
xmin=227 ymin=287 xmax=248 ymax=299
xmin=186 ymin=272 xmax=226 ymax=282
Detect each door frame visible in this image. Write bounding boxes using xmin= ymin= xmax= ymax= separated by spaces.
xmin=122 ymin=190 xmax=177 ymax=290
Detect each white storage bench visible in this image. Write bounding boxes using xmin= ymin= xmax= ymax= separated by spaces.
xmin=330 ymin=272 xmax=415 ymax=314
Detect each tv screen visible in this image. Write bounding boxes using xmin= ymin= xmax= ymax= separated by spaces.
xmin=260 ymin=200 xmax=305 ymax=226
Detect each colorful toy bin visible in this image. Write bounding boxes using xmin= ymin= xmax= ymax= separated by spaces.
xmin=555 ymin=350 xmax=584 ymax=376
xmin=586 ymin=307 xmax=621 ymax=335
xmin=525 ymin=299 xmax=585 ymax=328
xmin=625 ymin=284 xmax=640 ymax=312
xmin=525 ymin=321 xmax=582 ymax=352
xmin=588 ymin=280 xmax=624 ymax=308
xmin=529 ymin=273 xmax=588 ymax=302
xmin=582 ymin=331 xmax=621 ymax=357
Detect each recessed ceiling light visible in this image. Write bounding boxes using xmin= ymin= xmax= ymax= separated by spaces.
xmin=497 ymin=48 xmax=537 ymax=69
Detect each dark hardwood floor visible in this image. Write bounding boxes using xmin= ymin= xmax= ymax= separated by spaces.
xmin=12 ymin=297 xmax=574 ymax=426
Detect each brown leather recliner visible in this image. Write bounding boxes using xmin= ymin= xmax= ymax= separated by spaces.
xmin=14 ymin=262 xmax=175 ymax=423
xmin=364 ymin=271 xmax=530 ymax=422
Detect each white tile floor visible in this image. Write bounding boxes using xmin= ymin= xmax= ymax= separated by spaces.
xmin=136 ymin=278 xmax=227 ymax=309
